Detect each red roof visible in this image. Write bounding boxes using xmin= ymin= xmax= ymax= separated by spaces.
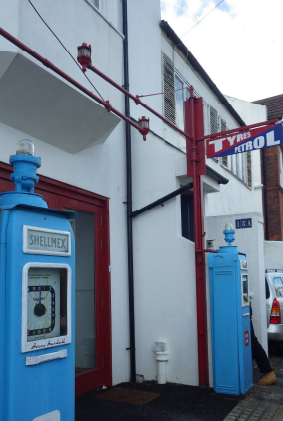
xmin=253 ymin=94 xmax=283 ymax=120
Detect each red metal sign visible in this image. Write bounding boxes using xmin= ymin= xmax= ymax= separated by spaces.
xmin=244 ymin=330 xmax=249 ymax=347
xmin=206 ymin=123 xmax=283 ymax=159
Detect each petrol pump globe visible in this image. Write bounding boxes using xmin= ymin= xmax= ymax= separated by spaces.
xmin=77 ymin=43 xmax=92 ymax=72
xmin=223 ymin=222 xmax=236 ymax=246
xmin=225 ymin=222 xmax=233 ymax=231
xmin=138 ymin=116 xmax=150 ymax=141
xmin=16 ymin=139 xmax=35 ymax=156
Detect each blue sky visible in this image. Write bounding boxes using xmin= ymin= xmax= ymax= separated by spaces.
xmin=160 ymin=0 xmax=283 ymax=102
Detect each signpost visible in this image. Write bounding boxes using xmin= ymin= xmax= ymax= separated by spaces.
xmin=206 ymin=120 xmax=283 ymax=159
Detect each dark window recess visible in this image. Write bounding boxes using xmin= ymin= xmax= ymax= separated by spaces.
xmin=181 ymin=194 xmax=194 ymax=242
xmin=247 ymin=151 xmax=252 ymax=188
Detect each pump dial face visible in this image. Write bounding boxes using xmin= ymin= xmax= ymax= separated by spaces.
xmin=27 ymin=268 xmax=60 ymax=342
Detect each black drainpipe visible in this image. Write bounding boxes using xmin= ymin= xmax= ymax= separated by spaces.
xmin=122 ymin=0 xmax=136 ymax=382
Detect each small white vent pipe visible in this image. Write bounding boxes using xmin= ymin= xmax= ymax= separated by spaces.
xmin=154 ymin=342 xmax=168 ymax=384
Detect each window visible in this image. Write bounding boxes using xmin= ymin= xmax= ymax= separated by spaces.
xmin=162 ymin=53 xmax=200 ymax=130
xmin=89 ymin=0 xmax=99 ymax=8
xmin=265 ymin=278 xmax=270 ymax=299
xmin=220 ymin=119 xmax=228 ymax=168
xmin=175 ymin=76 xmax=184 ymax=130
xmin=163 ymin=53 xmax=176 ymax=125
xmin=161 ymin=53 xmax=252 ymax=188
xmin=209 ymin=106 xmax=219 ymax=161
xmin=220 ymin=118 xmax=227 ymax=133
xmin=181 ymin=193 xmax=194 ymax=242
xmin=210 ymin=106 xmax=218 ymax=134
xmin=162 ymin=53 xmax=206 ymax=132
xmin=272 ymin=276 xmax=283 ymax=297
xmin=89 ymin=0 xmax=123 ymax=32
xmin=221 ymin=152 xmax=252 ymax=187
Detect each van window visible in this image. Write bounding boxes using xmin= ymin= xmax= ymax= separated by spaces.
xmin=272 ymin=276 xmax=283 ymax=297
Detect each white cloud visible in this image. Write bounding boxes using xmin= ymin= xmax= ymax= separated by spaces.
xmin=161 ymin=0 xmax=283 ymax=102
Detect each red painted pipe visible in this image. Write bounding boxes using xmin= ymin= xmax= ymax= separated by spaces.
xmin=0 ymin=27 xmax=144 ymax=135
xmin=87 ymin=63 xmax=193 ymax=141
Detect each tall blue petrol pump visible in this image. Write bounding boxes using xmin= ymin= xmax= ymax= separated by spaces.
xmin=0 ymin=140 xmax=75 ymax=421
xmin=208 ymin=223 xmax=253 ymax=395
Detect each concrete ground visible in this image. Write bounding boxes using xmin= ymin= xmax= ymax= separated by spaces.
xmin=75 ymin=345 xmax=283 ymax=421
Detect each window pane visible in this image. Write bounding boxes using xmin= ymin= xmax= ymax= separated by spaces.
xmin=175 ymin=77 xmax=184 ymax=130
xmin=273 ymin=277 xmax=283 ymax=297
xmin=228 ymin=155 xmax=231 ymax=171
xmin=210 ymin=106 xmax=218 ymax=134
xmin=69 ymin=210 xmax=96 ymax=375
xmin=163 ymin=53 xmax=176 ymax=124
xmin=89 ymin=0 xmax=99 ymax=7
xmin=108 ymin=0 xmax=123 ymax=32
xmin=232 ymin=154 xmax=237 ymax=176
xmin=181 ymin=194 xmax=194 ymax=242
xmin=238 ymin=153 xmax=243 ymax=180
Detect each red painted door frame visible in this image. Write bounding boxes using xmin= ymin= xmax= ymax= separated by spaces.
xmin=0 ymin=162 xmax=112 ymax=396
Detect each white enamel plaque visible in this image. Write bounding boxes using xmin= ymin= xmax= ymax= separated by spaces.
xmin=23 ymin=226 xmax=71 ymax=256
xmin=26 ymin=349 xmax=67 ymax=366
xmin=33 ymin=410 xmax=60 ymax=421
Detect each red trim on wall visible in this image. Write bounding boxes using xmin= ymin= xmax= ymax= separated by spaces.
xmin=0 ymin=162 xmax=112 ymax=395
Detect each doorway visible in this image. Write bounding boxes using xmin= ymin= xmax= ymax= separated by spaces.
xmin=0 ymin=162 xmax=112 ymax=396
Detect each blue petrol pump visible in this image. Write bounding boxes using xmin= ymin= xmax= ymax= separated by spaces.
xmin=0 ymin=140 xmax=75 ymax=421
xmin=208 ymin=223 xmax=253 ymax=395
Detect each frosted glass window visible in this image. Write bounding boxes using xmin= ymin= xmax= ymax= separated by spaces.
xmin=232 ymin=154 xmax=237 ymax=176
xmin=175 ymin=76 xmax=184 ymax=130
xmin=91 ymin=0 xmax=123 ymax=33
xmin=89 ymin=0 xmax=99 ymax=8
xmin=238 ymin=153 xmax=243 ymax=181
xmin=64 ymin=209 xmax=96 ymax=375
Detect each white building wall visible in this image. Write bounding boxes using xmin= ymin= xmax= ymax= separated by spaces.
xmin=0 ymin=0 xmax=131 ymax=386
xmin=264 ymin=241 xmax=283 ymax=270
xmin=0 ymin=0 xmax=268 ymax=389
xmin=131 ymin=129 xmax=198 ymax=384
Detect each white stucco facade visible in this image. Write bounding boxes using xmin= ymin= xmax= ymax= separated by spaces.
xmin=0 ymin=0 xmax=269 ymax=391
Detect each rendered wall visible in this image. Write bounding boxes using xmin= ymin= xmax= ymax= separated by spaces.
xmin=264 ymin=241 xmax=283 ymax=270
xmin=0 ymin=0 xmax=267 ymax=389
